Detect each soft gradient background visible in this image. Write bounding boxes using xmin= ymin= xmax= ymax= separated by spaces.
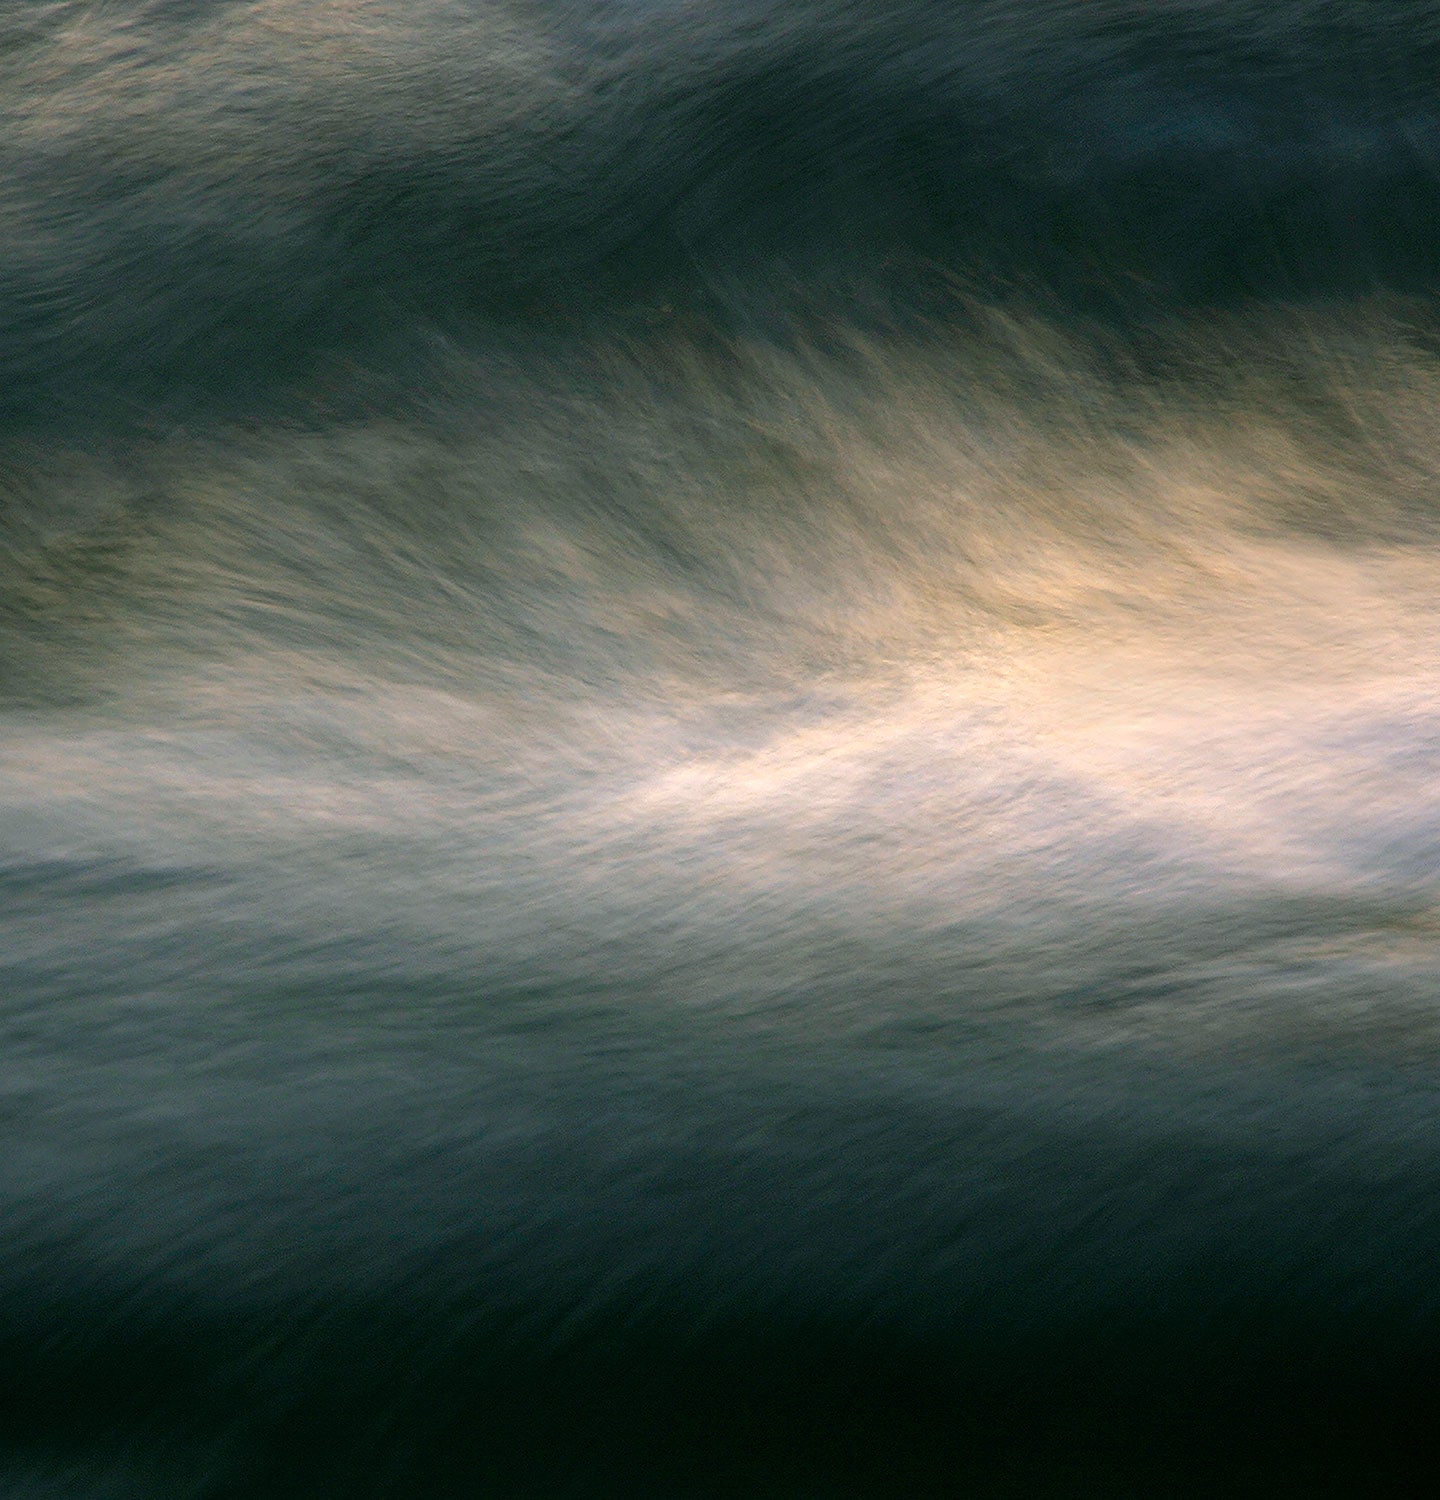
xmin=4 ymin=2 xmax=1440 ymax=1493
